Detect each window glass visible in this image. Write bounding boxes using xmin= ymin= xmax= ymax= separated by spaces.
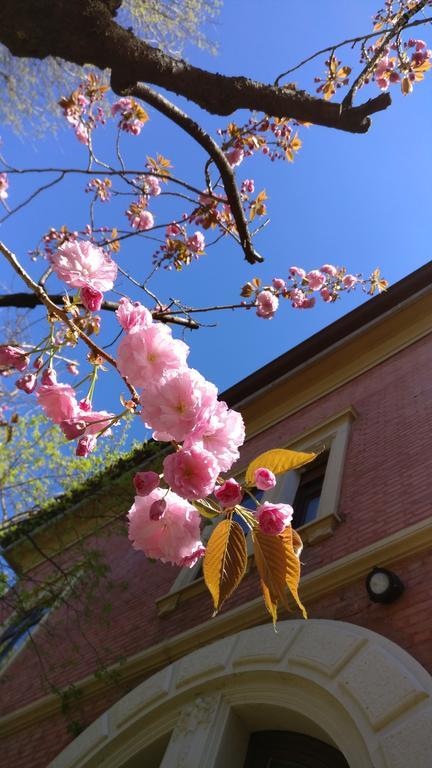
xmin=292 ymin=452 xmax=328 ymax=528
xmin=0 ymin=604 xmax=49 ymax=665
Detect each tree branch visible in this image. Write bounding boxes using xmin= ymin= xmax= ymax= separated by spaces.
xmin=114 ymin=80 xmax=262 ymax=265
xmin=342 ymin=0 xmax=429 ymax=108
xmin=0 ymin=291 xmax=199 ymax=329
xmin=0 ymin=240 xmax=138 ymax=402
xmin=0 ymin=0 xmax=391 ymax=133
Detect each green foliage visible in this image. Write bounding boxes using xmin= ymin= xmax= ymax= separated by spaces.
xmin=0 ymin=0 xmax=221 ymax=134
xmin=0 ymin=411 xmax=133 ymax=528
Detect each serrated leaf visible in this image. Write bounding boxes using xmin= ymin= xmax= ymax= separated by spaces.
xmin=203 ymin=519 xmax=247 ymax=613
xmin=253 ymin=527 xmax=307 ymax=626
xmin=281 ymin=527 xmax=307 ymax=618
xmin=245 ymin=448 xmax=317 ymax=485
xmin=193 ymin=499 xmax=220 ymax=519
xmin=253 ymin=528 xmax=289 ymax=627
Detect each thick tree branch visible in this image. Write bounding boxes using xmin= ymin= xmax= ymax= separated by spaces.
xmin=0 ymin=0 xmax=391 ymax=133
xmin=0 ymin=291 xmax=199 ymax=329
xmin=115 ymin=80 xmax=262 ymax=265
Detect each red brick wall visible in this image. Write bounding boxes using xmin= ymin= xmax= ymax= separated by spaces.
xmin=2 ymin=333 xmax=432 ymax=766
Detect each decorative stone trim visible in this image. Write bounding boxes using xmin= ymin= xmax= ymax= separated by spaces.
xmin=50 ymin=620 xmax=432 ymax=768
xmin=2 ymin=514 xmax=432 ymax=739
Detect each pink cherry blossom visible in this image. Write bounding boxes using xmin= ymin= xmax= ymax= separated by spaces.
xmin=79 ymin=397 xmax=92 ymax=412
xmin=126 ymin=200 xmax=155 ymax=231
xmin=320 ymin=264 xmax=338 ymax=277
xmin=289 ymin=266 xmax=306 ymax=279
xmin=256 ymin=290 xmax=279 ymax=319
xmin=134 ymin=471 xmax=160 ymax=497
xmin=74 ymin=123 xmax=90 ymax=145
xmin=67 ymin=363 xmax=79 ymax=375
xmin=0 ymin=345 xmax=29 ymax=371
xmin=166 ymin=223 xmax=182 ymax=237
xmin=187 ymin=231 xmax=205 ymax=253
xmin=117 ymin=323 xmax=189 ymax=388
xmin=41 ymin=368 xmax=57 ymax=386
xmin=50 ymin=240 xmax=117 ymax=292
xmin=305 ymin=270 xmax=326 ymax=291
xmin=115 ymin=297 xmax=152 ymax=334
xmin=214 ymin=478 xmax=243 ymax=508
xmin=320 ymin=287 xmax=333 ymax=303
xmin=163 ymin=446 xmax=220 ymax=500
xmin=254 ymin=467 xmax=277 ymax=491
xmin=81 ymin=286 xmax=103 ymax=312
xmin=140 ymin=367 xmax=217 ymax=443
xmin=128 ymin=488 xmax=205 ymax=566
xmin=343 ymin=274 xmax=357 ymax=289
xmin=241 ymin=179 xmax=255 ymax=194
xmin=272 ymin=277 xmax=286 ymax=291
xmin=300 ymin=297 xmax=316 ymax=309
xmin=139 ymin=175 xmax=161 ymax=196
xmin=255 ymin=501 xmax=293 ymax=535
xmin=15 ymin=373 xmax=37 ymax=394
xmin=60 ymin=418 xmax=87 ymax=440
xmin=289 ymin=288 xmax=306 ymax=308
xmin=186 ymin=401 xmax=245 ymax=473
xmin=79 ymin=410 xmax=115 ymax=436
xmin=111 ymin=98 xmax=146 ymax=135
xmin=226 ymin=147 xmax=244 ymax=167
xmin=36 ymin=382 xmax=79 ymax=423
xmin=76 ymin=434 xmax=97 ymax=457
xmin=0 ymin=173 xmax=9 ymax=200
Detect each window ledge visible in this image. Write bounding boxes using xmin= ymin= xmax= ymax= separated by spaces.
xmin=298 ymin=511 xmax=341 ymax=546
xmin=156 ymin=513 xmax=341 ymax=616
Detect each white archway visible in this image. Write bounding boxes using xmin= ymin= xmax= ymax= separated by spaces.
xmin=51 ymin=620 xmax=432 ymax=768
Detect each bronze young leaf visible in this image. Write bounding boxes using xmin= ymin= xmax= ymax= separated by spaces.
xmin=203 ymin=519 xmax=248 ymax=614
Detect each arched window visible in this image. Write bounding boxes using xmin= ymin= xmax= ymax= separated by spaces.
xmin=243 ymin=731 xmax=349 ymax=768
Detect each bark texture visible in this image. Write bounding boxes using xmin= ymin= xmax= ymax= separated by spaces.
xmin=0 ymin=0 xmax=391 ymax=133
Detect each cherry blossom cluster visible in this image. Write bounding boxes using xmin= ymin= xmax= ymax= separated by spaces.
xmin=111 ymin=97 xmax=149 ymax=135
xmin=85 ymin=178 xmax=112 ymax=203
xmin=114 ymin=296 xmax=246 ymax=565
xmin=218 ymin=115 xmax=303 ymax=165
xmin=241 ymin=264 xmax=373 ymax=320
xmin=153 ymin=223 xmax=206 ymax=270
xmin=372 ymin=39 xmax=432 ymax=94
xmin=59 ymin=75 xmax=108 ymax=145
xmin=314 ymin=56 xmax=351 ymax=100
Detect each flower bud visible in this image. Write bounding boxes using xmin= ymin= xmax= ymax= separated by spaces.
xmin=134 ymin=471 xmax=160 ymax=497
xmin=254 ymin=467 xmax=277 ymax=491
xmin=149 ymin=498 xmax=166 ymax=521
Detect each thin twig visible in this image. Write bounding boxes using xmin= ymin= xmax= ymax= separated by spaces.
xmin=274 ymin=14 xmax=432 ymax=85
xmin=113 ymin=80 xmax=264 ymax=266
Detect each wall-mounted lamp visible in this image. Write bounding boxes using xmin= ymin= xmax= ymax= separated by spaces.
xmin=365 ymin=566 xmax=404 ymax=604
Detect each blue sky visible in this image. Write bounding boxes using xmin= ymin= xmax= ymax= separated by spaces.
xmin=0 ymin=0 xmax=431 ymax=423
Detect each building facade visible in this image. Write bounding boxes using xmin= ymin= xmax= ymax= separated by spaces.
xmin=1 ymin=263 xmax=432 ymax=767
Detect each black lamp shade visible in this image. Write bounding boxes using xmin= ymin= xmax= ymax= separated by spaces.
xmin=366 ymin=566 xmax=404 ymax=604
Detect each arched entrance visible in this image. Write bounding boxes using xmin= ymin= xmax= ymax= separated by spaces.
xmin=51 ymin=620 xmax=432 ymax=768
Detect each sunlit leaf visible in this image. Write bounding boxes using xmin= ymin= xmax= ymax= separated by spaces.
xmin=401 ymin=76 xmax=413 ymax=95
xmin=253 ymin=528 xmax=289 ymax=626
xmin=193 ymin=498 xmax=220 ymax=519
xmin=281 ymin=527 xmax=307 ymax=618
xmin=203 ymin=519 xmax=247 ymax=613
xmin=245 ymin=448 xmax=316 ymax=486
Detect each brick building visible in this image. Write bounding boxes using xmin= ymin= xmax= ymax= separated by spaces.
xmin=1 ymin=263 xmax=432 ymax=767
